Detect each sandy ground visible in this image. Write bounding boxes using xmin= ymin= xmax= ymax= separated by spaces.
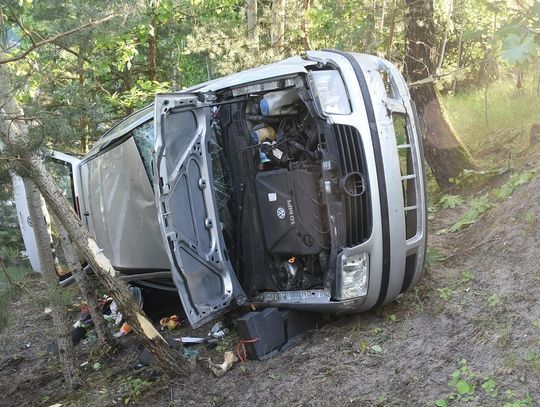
xmin=1 ymin=174 xmax=540 ymax=407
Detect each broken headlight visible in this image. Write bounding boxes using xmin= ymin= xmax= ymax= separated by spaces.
xmin=309 ymin=70 xmax=351 ymax=116
xmin=336 ymin=253 xmax=369 ymax=299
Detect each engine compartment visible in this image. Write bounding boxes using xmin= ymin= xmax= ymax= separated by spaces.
xmin=209 ymin=74 xmax=334 ymax=295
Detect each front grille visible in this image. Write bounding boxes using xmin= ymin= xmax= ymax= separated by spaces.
xmin=333 ymin=124 xmax=371 ymax=245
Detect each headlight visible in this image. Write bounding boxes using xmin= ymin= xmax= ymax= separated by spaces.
xmin=309 ymin=70 xmax=351 ymax=116
xmin=336 ymin=253 xmax=369 ymax=299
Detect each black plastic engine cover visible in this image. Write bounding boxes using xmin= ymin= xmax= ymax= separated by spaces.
xmin=255 ymin=169 xmax=327 ymax=255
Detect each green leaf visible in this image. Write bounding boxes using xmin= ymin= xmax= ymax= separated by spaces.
xmin=502 ymin=33 xmax=537 ymax=65
xmin=455 ymin=380 xmax=474 ymax=395
xmin=370 ymin=345 xmax=382 ymax=353
xmin=523 ymin=350 xmax=536 ymax=361
xmin=481 ymin=378 xmax=498 ymax=397
xmin=439 ymin=194 xmax=464 ymax=209
xmin=435 ymin=400 xmax=448 ymax=407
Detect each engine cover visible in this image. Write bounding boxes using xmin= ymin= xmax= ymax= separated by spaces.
xmin=255 ymin=169 xmax=327 ymax=255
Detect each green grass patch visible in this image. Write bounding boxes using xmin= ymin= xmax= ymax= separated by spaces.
xmin=443 ymin=80 xmax=540 ymax=155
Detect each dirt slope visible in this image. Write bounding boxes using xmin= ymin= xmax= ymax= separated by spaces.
xmin=1 ymin=178 xmax=539 ymax=407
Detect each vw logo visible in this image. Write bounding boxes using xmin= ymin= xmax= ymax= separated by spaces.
xmin=276 ymin=207 xmax=286 ymax=219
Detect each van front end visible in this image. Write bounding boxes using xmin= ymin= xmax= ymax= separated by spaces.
xmin=251 ymin=51 xmax=427 ymax=313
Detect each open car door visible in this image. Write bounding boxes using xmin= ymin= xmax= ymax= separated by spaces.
xmin=154 ymin=93 xmax=245 ymax=327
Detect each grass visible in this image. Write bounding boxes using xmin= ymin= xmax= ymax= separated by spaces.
xmin=442 ymin=79 xmax=540 ymax=156
xmin=0 ymin=263 xmax=31 ymax=332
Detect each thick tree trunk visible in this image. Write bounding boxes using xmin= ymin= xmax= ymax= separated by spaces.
xmin=404 ymin=0 xmax=475 ymax=189
xmin=246 ymin=0 xmax=259 ymax=53
xmin=54 ymin=216 xmax=115 ymax=347
xmin=0 ymin=66 xmax=186 ymax=377
xmin=23 ymin=177 xmax=81 ymax=389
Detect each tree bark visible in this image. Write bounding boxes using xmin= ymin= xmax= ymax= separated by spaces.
xmin=452 ymin=24 xmax=464 ymax=94
xmin=122 ymin=62 xmax=133 ymax=93
xmin=0 ymin=66 xmax=186 ymax=377
xmin=271 ymin=0 xmax=286 ymax=56
xmin=386 ymin=0 xmax=396 ymax=60
xmin=246 ymin=0 xmax=259 ymax=53
xmin=31 ymin=156 xmax=185 ymax=376
xmin=54 ymin=216 xmax=115 ymax=347
xmin=301 ymin=0 xmax=311 ymax=51
xmin=148 ymin=15 xmax=158 ymax=81
xmin=404 ymin=0 xmax=475 ymax=189
xmin=77 ymin=39 xmax=90 ymax=153
xmin=23 ymin=177 xmax=81 ymax=389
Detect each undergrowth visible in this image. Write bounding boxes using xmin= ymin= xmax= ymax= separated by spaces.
xmin=0 ymin=264 xmax=31 ymax=332
xmin=443 ymin=80 xmax=540 ymax=156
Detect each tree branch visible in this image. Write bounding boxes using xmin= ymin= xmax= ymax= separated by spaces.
xmin=0 ymin=13 xmax=121 ymax=65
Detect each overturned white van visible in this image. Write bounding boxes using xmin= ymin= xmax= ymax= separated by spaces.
xmin=53 ymin=50 xmax=427 ymax=327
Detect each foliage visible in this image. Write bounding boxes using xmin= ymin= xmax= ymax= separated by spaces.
xmin=426 ymin=246 xmax=444 ymax=267
xmin=433 ymin=359 xmax=538 ymax=406
xmin=446 ymin=195 xmax=494 ymax=233
xmin=120 ymin=375 xmax=152 ymax=405
xmin=0 ymin=177 xmax=23 ymax=264
xmin=496 ymin=172 xmax=535 ymax=199
xmin=0 ymin=265 xmax=30 ymax=332
xmin=438 ymin=194 xmax=464 ymax=209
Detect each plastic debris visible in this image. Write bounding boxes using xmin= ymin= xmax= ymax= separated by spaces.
xmin=159 ymin=315 xmax=180 ymax=331
xmin=173 ymin=336 xmax=219 ymax=349
xmin=114 ymin=322 xmax=132 ymax=338
xmin=208 ymin=351 xmax=238 ymax=377
xmin=176 ymin=337 xmax=205 ymax=344
xmin=208 ymin=321 xmax=229 ymax=339
xmin=107 ymin=286 xmax=143 ymax=327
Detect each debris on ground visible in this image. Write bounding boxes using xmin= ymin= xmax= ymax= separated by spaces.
xmin=113 ymin=322 xmax=132 ymax=338
xmin=208 ymin=321 xmax=229 ymax=339
xmin=208 ymin=351 xmax=238 ymax=377
xmin=159 ymin=315 xmax=180 ymax=331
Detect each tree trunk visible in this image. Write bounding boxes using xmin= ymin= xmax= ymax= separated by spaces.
xmin=148 ymin=15 xmax=158 ymax=81
xmin=0 ymin=66 xmax=186 ymax=377
xmin=122 ymin=61 xmax=132 ymax=92
xmin=30 ymin=156 xmax=186 ymax=376
xmin=301 ymin=0 xmax=311 ymax=51
xmin=404 ymin=0 xmax=475 ymax=189
xmin=271 ymin=0 xmax=286 ymax=56
xmin=452 ymin=24 xmax=463 ymax=94
xmin=77 ymin=39 xmax=89 ymax=153
xmin=54 ymin=216 xmax=115 ymax=347
xmin=386 ymin=0 xmax=396 ymax=60
xmin=246 ymin=0 xmax=259 ymax=53
xmin=23 ymin=177 xmax=81 ymax=389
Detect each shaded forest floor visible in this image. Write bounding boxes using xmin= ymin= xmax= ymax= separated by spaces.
xmin=1 ymin=88 xmax=540 ymax=406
